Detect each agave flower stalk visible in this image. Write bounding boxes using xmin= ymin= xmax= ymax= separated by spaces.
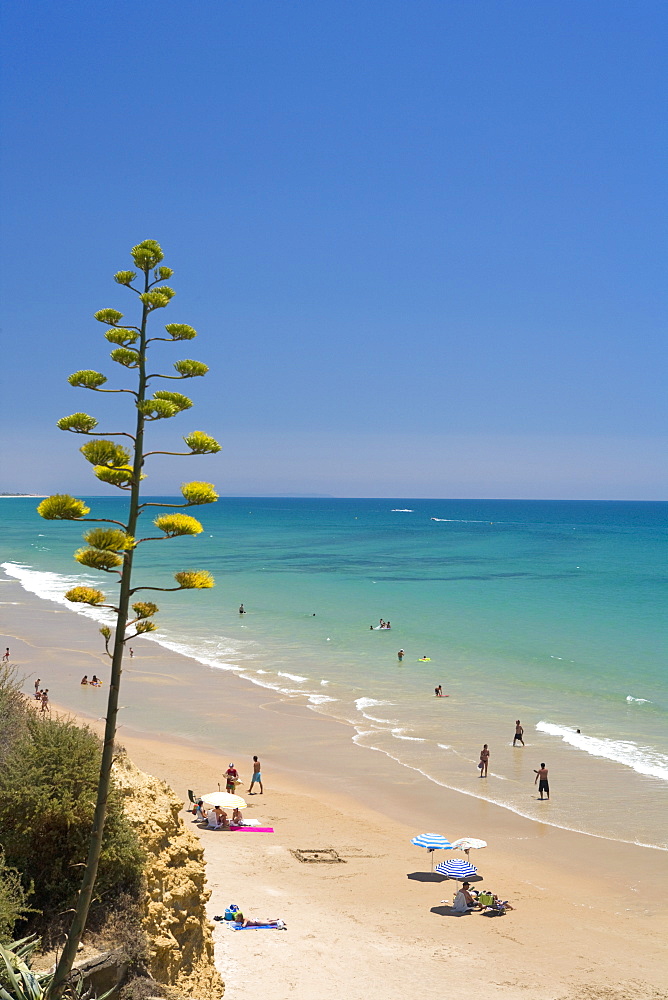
xmin=39 ymin=241 xmax=220 ymax=999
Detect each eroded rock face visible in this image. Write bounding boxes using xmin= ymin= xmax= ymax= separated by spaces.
xmin=112 ymin=752 xmax=223 ymax=999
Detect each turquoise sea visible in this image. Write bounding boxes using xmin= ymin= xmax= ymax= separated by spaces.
xmin=2 ymin=497 xmax=667 ymax=848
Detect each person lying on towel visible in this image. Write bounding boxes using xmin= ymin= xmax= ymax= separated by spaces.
xmin=233 ymin=912 xmax=285 ymax=929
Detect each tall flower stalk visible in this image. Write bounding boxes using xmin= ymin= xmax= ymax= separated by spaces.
xmin=39 ymin=241 xmax=220 ymax=999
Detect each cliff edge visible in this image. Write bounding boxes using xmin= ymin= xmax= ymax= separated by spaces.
xmin=112 ymin=751 xmax=223 ymax=999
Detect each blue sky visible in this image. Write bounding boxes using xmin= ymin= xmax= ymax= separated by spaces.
xmin=1 ymin=0 xmax=666 ymax=498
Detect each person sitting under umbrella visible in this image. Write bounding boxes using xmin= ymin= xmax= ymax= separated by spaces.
xmin=452 ymin=881 xmax=480 ymax=913
xmin=208 ymin=805 xmax=229 ymax=829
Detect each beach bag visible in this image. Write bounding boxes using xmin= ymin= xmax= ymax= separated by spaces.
xmin=224 ymin=905 xmax=240 ymax=921
xmin=478 ymin=761 xmax=484 ymax=769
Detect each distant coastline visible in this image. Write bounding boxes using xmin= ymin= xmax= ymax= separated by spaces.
xmin=0 ymin=493 xmax=46 ymax=498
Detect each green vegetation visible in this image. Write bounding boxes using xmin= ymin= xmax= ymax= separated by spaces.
xmin=0 ymin=667 xmax=143 ymax=958
xmin=37 ymin=240 xmax=219 ymax=997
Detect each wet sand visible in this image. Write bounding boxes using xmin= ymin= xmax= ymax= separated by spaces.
xmin=2 ymin=580 xmax=667 ymax=999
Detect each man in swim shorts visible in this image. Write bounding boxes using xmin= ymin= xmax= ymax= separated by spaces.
xmin=513 ymin=720 xmax=524 ymax=746
xmin=247 ymin=755 xmax=263 ymax=794
xmin=397 ymin=649 xmax=404 ymax=660
xmin=534 ymin=763 xmax=549 ymax=799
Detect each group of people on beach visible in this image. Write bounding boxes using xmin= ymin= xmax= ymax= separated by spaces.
xmin=477 ymin=728 xmax=550 ymax=799
xmin=80 ymin=675 xmax=103 ymax=687
xmin=33 ymin=679 xmax=49 ymax=712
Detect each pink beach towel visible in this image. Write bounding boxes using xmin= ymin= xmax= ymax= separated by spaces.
xmin=229 ymin=825 xmax=274 ymax=832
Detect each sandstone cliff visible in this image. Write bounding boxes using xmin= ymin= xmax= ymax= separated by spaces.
xmin=112 ymin=752 xmax=223 ymax=999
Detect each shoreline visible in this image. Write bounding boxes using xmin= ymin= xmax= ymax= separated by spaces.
xmin=3 ymin=578 xmax=668 ymax=997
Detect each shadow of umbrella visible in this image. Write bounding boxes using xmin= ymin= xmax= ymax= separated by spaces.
xmin=430 ymin=905 xmax=471 ymax=917
xmin=406 ymin=872 xmax=447 ymax=883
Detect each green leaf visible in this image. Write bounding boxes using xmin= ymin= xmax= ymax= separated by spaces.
xmin=139 ymin=291 xmax=170 ymax=310
xmin=164 ymin=323 xmax=196 ymax=341
xmin=94 ymin=464 xmax=139 ymax=488
xmin=80 ymin=439 xmax=130 ymax=468
xmin=131 ymin=239 xmax=164 ymax=270
xmin=137 ymin=399 xmax=179 ymax=420
xmin=68 ymin=370 xmax=107 ymax=389
xmin=110 ymin=347 xmax=140 ymax=368
xmin=74 ymin=547 xmax=123 ymax=571
xmin=173 ymin=359 xmax=209 ymax=378
xmin=174 ymin=569 xmax=215 ymax=589
xmin=114 ymin=270 xmax=137 ymax=286
xmin=183 ymin=431 xmax=221 ymax=454
xmin=83 ymin=527 xmax=134 ymax=551
xmin=134 ymin=620 xmax=157 ymax=634
xmin=153 ymin=390 xmax=193 ymax=411
xmin=131 ymin=601 xmax=159 ymax=619
xmin=181 ymin=481 xmax=219 ymax=505
xmin=105 ymin=328 xmax=139 ymax=345
xmin=153 ymin=513 xmax=203 ymax=537
xmin=37 ymin=495 xmax=90 ymax=520
xmin=151 ymin=284 xmax=175 ymax=300
xmin=57 ymin=412 xmax=98 ymax=433
xmin=94 ymin=308 xmax=124 ymax=326
xmin=65 ymin=586 xmax=106 ymax=605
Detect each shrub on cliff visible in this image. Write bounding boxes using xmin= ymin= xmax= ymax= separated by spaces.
xmin=0 ymin=663 xmax=29 ymax=768
xmin=0 ymin=715 xmax=144 ymax=935
xmin=0 ymin=851 xmax=32 ymax=943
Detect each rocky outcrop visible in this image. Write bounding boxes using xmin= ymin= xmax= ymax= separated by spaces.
xmin=112 ymin=752 xmax=223 ymax=999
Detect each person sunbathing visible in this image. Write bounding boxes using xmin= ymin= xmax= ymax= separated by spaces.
xmin=233 ymin=913 xmax=285 ymax=929
xmin=452 ymin=882 xmax=480 ymax=913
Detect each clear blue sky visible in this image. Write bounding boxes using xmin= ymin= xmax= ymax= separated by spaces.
xmin=1 ymin=1 xmax=666 ymax=498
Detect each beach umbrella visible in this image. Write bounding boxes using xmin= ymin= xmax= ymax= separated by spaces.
xmin=411 ymin=833 xmax=452 ymax=871
xmin=450 ymin=838 xmax=487 ymax=856
xmin=435 ymin=858 xmax=478 ymax=880
xmin=202 ymin=791 xmax=247 ymax=810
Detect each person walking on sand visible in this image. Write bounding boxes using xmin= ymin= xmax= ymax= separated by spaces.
xmin=225 ymin=763 xmax=239 ymax=793
xmin=40 ymin=690 xmax=49 ymax=713
xmin=534 ymin=763 xmax=550 ymax=799
xmin=3 ymin=648 xmax=9 ymax=662
xmin=247 ymin=755 xmax=263 ymax=794
xmin=129 ymin=647 xmax=134 ymax=658
xmin=513 ymin=720 xmax=524 ymax=746
xmin=479 ymin=744 xmax=490 ymax=777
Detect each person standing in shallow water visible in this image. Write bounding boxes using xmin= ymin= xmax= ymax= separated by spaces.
xmin=534 ymin=763 xmax=550 ymax=799
xmin=239 ymin=603 xmax=246 ymax=614
xmin=513 ymin=720 xmax=524 ymax=746
xmin=479 ymin=744 xmax=489 ymax=777
xmin=397 ymin=649 xmax=404 ymax=661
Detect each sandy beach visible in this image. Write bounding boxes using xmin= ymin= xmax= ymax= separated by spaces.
xmin=2 ymin=582 xmax=667 ymax=1000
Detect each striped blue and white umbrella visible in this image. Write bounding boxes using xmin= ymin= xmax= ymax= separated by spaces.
xmin=435 ymin=858 xmax=478 ymax=880
xmin=411 ymin=833 xmax=452 ymax=870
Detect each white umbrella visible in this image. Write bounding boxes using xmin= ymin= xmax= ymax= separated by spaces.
xmin=202 ymin=791 xmax=247 ymax=809
xmin=450 ymin=837 xmax=487 ymax=856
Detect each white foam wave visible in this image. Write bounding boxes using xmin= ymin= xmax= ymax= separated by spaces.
xmin=536 ymin=722 xmax=668 ymax=781
xmin=355 ymin=697 xmax=391 ymax=710
xmin=391 ymin=728 xmax=426 ymax=741
xmin=320 ymin=679 xmax=330 ymax=686
xmin=277 ymin=671 xmax=308 ymax=683
xmin=308 ymin=694 xmax=337 ymax=705
xmin=391 ymin=509 xmax=414 ymax=512
xmin=626 ymin=695 xmax=652 ymax=704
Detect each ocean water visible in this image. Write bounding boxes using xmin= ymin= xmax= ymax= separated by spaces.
xmin=2 ymin=497 xmax=667 ymax=848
